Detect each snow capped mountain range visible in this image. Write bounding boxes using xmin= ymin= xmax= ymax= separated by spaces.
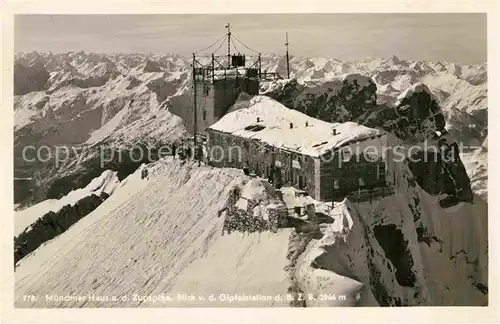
xmin=14 ymin=51 xmax=487 ymax=205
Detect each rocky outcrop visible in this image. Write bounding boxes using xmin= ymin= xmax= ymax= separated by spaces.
xmin=298 ymin=162 xmax=487 ymax=306
xmin=390 ymin=83 xmax=446 ymax=142
xmin=265 ymin=74 xmax=377 ymax=122
xmin=408 ymin=137 xmax=474 ymax=206
xmin=141 ymin=58 xmax=163 ymax=73
xmin=14 ymin=192 xmax=109 ymax=265
xmin=220 ymin=180 xmax=288 ymax=234
xmin=373 ymin=224 xmax=416 ymax=287
xmin=266 ymin=78 xmax=445 ymax=144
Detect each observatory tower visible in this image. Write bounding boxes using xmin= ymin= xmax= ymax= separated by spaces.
xmin=184 ymin=23 xmax=285 ymax=139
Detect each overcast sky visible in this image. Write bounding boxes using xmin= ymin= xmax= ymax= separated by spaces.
xmin=15 ymin=14 xmax=487 ymax=64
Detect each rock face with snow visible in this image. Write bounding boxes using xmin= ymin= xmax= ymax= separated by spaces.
xmin=14 ymin=170 xmax=120 ymax=264
xmin=14 ymin=191 xmax=110 ymax=264
xmin=14 ymin=52 xmax=189 ymax=206
xmin=461 ymin=137 xmax=488 ymax=201
xmin=389 ymin=83 xmax=446 ymax=142
xmin=264 ymin=74 xmax=378 ymax=122
xmin=265 ymin=77 xmax=447 ymax=144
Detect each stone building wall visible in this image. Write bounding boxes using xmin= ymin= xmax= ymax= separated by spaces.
xmin=207 ymin=130 xmax=318 ymax=197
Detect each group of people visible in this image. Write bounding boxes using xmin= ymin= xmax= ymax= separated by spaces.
xmin=173 ymin=141 xmax=205 ymax=165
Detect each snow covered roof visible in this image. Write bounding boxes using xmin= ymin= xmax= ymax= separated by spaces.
xmin=208 ymin=95 xmax=384 ymax=157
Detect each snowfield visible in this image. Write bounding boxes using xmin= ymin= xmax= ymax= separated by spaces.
xmin=15 ymin=159 xmax=294 ymax=307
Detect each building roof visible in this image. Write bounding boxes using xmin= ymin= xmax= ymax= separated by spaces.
xmin=208 ymin=95 xmax=384 ymax=157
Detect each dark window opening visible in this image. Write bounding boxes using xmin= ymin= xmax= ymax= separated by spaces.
xmin=244 ymin=124 xmax=266 ymax=132
xmin=299 ymin=175 xmax=305 ymax=189
xmin=203 ymin=110 xmax=207 ymax=121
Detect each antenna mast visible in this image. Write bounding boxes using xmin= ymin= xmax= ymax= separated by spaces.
xmin=285 ymin=32 xmax=290 ymax=79
xmin=226 ymin=23 xmax=231 ymax=68
xmin=192 ymin=53 xmax=197 ymax=147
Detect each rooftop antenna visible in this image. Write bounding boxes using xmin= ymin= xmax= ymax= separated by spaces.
xmin=225 ymin=23 xmax=231 ymax=68
xmin=285 ymin=32 xmax=290 ymax=79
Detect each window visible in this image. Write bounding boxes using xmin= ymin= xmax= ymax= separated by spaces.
xmin=204 ymin=85 xmax=210 ymax=96
xmin=202 ymin=110 xmax=207 ymax=121
xmin=299 ymin=175 xmax=304 ymax=189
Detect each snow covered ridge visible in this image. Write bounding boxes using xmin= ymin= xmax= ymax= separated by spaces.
xmin=14 ymin=170 xmax=122 ymax=265
xmin=15 ymin=170 xmax=119 ymax=236
xmin=14 ymin=157 xmax=488 ymax=306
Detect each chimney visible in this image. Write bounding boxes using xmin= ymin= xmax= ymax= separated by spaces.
xmin=333 ymin=128 xmax=337 ymax=135
xmin=257 ymin=117 xmax=260 ymax=122
xmin=305 ymin=121 xmax=308 ymax=127
xmin=290 ymin=122 xmax=293 ymax=129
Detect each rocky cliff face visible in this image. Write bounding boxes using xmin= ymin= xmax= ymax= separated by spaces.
xmin=264 ymin=74 xmax=377 ymax=123
xmin=289 ymin=155 xmax=487 ymax=306
xmin=387 ymin=83 xmax=446 ymax=142
xmin=14 ymin=192 xmax=110 ymax=265
xmin=208 ymin=159 xmax=487 ymax=306
xmin=265 ymin=76 xmax=446 ymax=143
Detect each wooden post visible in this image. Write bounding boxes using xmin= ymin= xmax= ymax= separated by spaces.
xmin=211 ymin=53 xmax=215 ymax=83
xmin=226 ymin=23 xmax=231 ymax=69
xmin=258 ymin=53 xmax=262 ymax=79
xmin=332 ymin=176 xmax=335 ymax=209
xmin=357 ymin=180 xmax=360 ymax=204
xmin=285 ymin=32 xmax=290 ymax=79
xmin=192 ymin=53 xmax=197 ymax=148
